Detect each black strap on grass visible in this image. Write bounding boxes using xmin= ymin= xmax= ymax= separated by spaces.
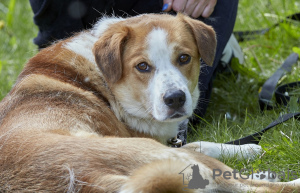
xmin=276 ymin=81 xmax=300 ymax=106
xmin=226 ymin=112 xmax=300 ymax=145
xmin=226 ymin=53 xmax=299 ymax=145
xmin=234 ymin=13 xmax=300 ymax=42
xmin=259 ymin=53 xmax=299 ymax=111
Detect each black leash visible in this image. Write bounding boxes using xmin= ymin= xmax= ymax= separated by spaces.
xmin=259 ymin=53 xmax=299 ymax=111
xmin=226 ymin=112 xmax=300 ymax=145
xmin=234 ymin=13 xmax=300 ymax=42
xmin=226 ymin=53 xmax=299 ymax=145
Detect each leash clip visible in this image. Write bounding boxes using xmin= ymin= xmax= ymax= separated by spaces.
xmin=167 ymin=137 xmax=182 ymax=148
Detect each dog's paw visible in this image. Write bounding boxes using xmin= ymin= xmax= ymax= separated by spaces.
xmin=242 ymin=143 xmax=262 ymax=155
xmin=288 ymin=178 xmax=300 ymax=185
xmin=183 ymin=142 xmax=263 ymax=160
xmin=223 ymin=143 xmax=262 ymax=160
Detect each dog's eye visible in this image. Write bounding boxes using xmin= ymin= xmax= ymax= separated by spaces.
xmin=178 ymin=54 xmax=191 ymax=65
xmin=136 ymin=62 xmax=151 ymax=72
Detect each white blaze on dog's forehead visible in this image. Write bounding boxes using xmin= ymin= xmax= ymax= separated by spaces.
xmin=146 ymin=28 xmax=173 ymax=67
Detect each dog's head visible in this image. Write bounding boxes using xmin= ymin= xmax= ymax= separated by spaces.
xmin=93 ymin=14 xmax=216 ymax=123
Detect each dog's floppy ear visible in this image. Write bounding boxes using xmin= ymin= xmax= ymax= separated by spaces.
xmin=93 ymin=25 xmax=131 ymax=83
xmin=181 ymin=15 xmax=217 ymax=66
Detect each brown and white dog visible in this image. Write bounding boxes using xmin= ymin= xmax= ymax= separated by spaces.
xmin=0 ymin=14 xmax=299 ymax=192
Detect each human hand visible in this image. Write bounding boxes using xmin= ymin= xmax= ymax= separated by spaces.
xmin=162 ymin=0 xmax=217 ymax=18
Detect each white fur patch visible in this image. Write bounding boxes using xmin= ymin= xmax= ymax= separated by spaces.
xmin=91 ymin=16 xmax=125 ymax=37
xmin=63 ymin=17 xmax=124 ymax=64
xmin=64 ymin=33 xmax=98 ymax=64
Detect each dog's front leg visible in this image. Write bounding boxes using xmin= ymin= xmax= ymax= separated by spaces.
xmin=182 ymin=141 xmax=262 ymax=159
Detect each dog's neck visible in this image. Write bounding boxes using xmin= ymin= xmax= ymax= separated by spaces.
xmin=109 ymin=100 xmax=179 ymax=144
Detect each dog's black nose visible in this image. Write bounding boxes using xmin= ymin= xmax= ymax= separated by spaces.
xmin=163 ymin=90 xmax=186 ymax=109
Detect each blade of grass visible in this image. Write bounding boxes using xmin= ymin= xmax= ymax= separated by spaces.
xmin=6 ymin=0 xmax=16 ymax=28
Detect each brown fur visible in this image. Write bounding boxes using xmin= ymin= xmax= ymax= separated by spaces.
xmin=0 ymin=14 xmax=299 ymax=192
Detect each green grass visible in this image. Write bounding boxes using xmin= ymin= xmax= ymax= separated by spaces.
xmin=0 ymin=0 xmax=300 ymax=183
xmin=0 ymin=0 xmax=37 ymax=98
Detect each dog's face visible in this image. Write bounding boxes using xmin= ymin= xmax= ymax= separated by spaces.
xmin=93 ymin=14 xmax=216 ymax=123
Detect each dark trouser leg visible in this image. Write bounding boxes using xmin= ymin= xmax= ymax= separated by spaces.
xmin=191 ymin=0 xmax=239 ymax=125
xmin=29 ymin=0 xmax=163 ymax=49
